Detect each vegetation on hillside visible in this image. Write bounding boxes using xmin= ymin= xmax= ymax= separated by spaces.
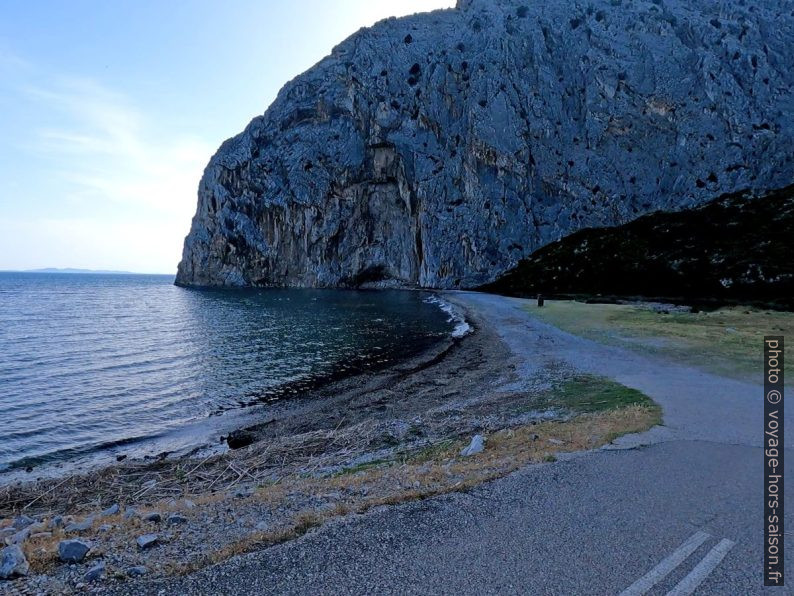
xmin=482 ymin=185 xmax=794 ymax=310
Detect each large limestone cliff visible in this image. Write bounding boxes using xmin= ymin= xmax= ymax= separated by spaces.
xmin=176 ymin=0 xmax=794 ymax=288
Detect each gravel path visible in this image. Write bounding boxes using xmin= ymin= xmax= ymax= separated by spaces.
xmin=108 ymin=292 xmax=792 ymax=595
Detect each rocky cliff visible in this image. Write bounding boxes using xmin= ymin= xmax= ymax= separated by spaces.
xmin=176 ymin=0 xmax=794 ymax=288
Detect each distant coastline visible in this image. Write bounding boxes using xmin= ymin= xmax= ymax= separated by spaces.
xmin=3 ymin=268 xmax=170 ymax=275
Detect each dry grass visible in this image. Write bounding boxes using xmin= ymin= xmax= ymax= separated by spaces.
xmin=164 ymin=403 xmax=660 ymax=576
xmin=326 ymin=403 xmax=659 ymax=497
xmin=0 ymin=422 xmax=380 ymax=518
xmin=524 ymin=300 xmax=794 ymax=381
xmin=3 ymin=375 xmax=661 ymax=581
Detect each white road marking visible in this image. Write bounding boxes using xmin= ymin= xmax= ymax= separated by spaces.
xmin=665 ymin=538 xmax=736 ymax=596
xmin=619 ymin=531 xmax=711 ymax=596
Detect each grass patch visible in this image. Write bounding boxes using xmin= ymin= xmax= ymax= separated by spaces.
xmin=553 ymin=375 xmax=657 ymax=413
xmin=335 ymin=458 xmax=393 ymax=476
xmin=400 ymin=439 xmax=456 ymax=464
xmin=524 ymin=300 xmax=794 ymax=381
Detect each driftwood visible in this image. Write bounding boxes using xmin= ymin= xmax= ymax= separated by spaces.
xmin=0 ymin=421 xmax=380 ymax=518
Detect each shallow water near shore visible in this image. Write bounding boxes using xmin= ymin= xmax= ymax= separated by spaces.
xmin=0 ymin=272 xmax=456 ymax=476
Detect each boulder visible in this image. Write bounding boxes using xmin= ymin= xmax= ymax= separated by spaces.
xmin=136 ymin=534 xmax=158 ymax=550
xmin=460 ymin=434 xmax=485 ymax=457
xmin=127 ymin=565 xmax=148 ymax=577
xmin=166 ymin=514 xmax=188 ymax=526
xmin=83 ymin=562 xmax=105 ymax=583
xmin=58 ymin=539 xmax=91 ymax=563
xmin=0 ymin=545 xmax=29 ymax=579
xmin=142 ymin=512 xmax=161 ymax=523
xmin=101 ymin=504 xmax=119 ymax=516
xmin=6 ymin=528 xmax=30 ymax=545
xmin=225 ymin=430 xmax=255 ymax=449
xmin=11 ymin=516 xmax=34 ymax=530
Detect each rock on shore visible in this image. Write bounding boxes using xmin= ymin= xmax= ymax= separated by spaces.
xmin=176 ymin=0 xmax=793 ymax=289
xmin=0 ymin=545 xmax=29 ymax=579
xmin=58 ymin=539 xmax=92 ymax=563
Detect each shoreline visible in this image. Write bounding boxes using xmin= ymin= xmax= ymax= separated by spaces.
xmin=0 ymin=293 xmax=476 ymax=502
xmin=0 ymin=291 xmax=468 ymax=486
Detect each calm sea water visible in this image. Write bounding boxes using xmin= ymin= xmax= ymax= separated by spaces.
xmin=0 ymin=273 xmax=456 ymax=474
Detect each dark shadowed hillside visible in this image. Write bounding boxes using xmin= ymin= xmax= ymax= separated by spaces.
xmin=480 ymin=185 xmax=794 ymax=309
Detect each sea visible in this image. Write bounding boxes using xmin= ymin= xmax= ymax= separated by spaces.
xmin=0 ymin=272 xmax=465 ymax=477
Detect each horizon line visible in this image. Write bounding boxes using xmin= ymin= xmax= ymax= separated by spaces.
xmin=1 ymin=267 xmax=176 ymax=276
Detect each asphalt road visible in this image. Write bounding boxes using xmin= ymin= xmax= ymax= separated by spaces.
xmin=130 ymin=293 xmax=793 ymax=595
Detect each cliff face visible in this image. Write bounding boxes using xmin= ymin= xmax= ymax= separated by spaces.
xmin=176 ymin=0 xmax=794 ymax=288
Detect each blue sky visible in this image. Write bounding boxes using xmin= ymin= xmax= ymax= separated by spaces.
xmin=0 ymin=0 xmax=454 ymax=273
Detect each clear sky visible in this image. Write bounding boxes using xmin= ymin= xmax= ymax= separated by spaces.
xmin=0 ymin=0 xmax=455 ymax=273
